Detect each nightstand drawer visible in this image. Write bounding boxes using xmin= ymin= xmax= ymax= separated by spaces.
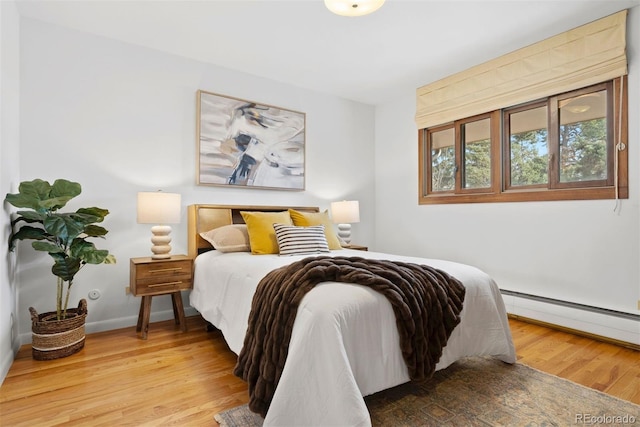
xmin=133 ymin=278 xmax=191 ymax=295
xmin=135 ymin=260 xmax=192 ymax=281
xmin=130 ymin=256 xmax=193 ymax=297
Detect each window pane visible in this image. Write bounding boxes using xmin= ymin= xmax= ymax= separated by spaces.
xmin=430 ymin=128 xmax=455 ymax=192
xmin=559 ymin=90 xmax=607 ymax=183
xmin=463 ymin=119 xmax=491 ymax=189
xmin=509 ymin=106 xmax=548 ymax=186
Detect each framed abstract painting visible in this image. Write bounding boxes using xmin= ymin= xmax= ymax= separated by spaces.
xmin=196 ymin=90 xmax=306 ymax=190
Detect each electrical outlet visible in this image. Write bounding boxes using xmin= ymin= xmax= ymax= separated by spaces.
xmin=125 ymin=286 xmax=131 ymax=295
xmin=637 ymin=300 xmax=640 ymax=310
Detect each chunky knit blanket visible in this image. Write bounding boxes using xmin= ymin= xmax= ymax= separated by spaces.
xmin=233 ymin=256 xmax=466 ymax=417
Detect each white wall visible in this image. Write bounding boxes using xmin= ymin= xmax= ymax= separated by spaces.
xmin=0 ymin=0 xmax=21 ymax=385
xmin=15 ymin=18 xmax=375 ymax=344
xmin=374 ymin=7 xmax=640 ymax=345
xmin=4 ymin=6 xmax=637 ymax=388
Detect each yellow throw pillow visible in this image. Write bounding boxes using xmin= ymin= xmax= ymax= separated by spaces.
xmin=241 ymin=211 xmax=293 ymax=254
xmin=288 ymin=209 xmax=342 ymax=250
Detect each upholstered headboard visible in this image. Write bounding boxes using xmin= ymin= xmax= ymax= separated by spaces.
xmin=187 ymin=204 xmax=320 ymax=258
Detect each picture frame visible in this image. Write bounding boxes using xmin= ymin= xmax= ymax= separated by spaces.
xmin=196 ymin=90 xmax=306 ymax=190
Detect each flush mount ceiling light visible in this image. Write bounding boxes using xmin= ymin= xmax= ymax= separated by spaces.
xmin=325 ymin=0 xmax=385 ymax=17
xmin=560 ymin=93 xmax=601 ymax=114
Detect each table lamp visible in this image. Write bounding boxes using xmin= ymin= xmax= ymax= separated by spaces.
xmin=330 ymin=200 xmax=360 ymax=245
xmin=137 ymin=191 xmax=181 ymax=259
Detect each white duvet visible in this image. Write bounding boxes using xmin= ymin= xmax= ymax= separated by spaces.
xmin=190 ymin=249 xmax=516 ymax=426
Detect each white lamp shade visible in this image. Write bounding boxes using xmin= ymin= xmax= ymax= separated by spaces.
xmin=137 ymin=192 xmax=181 ymax=224
xmin=331 ymin=200 xmax=360 ymax=224
xmin=324 ymin=0 xmax=385 ymax=16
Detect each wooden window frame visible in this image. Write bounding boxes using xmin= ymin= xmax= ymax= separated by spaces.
xmin=419 ymin=77 xmax=628 ymax=205
xmin=548 ymin=82 xmax=614 ymax=190
xmin=421 ymin=124 xmax=455 ymax=195
xmin=456 ymin=112 xmax=501 ymax=195
xmin=503 ymin=100 xmax=548 ymax=191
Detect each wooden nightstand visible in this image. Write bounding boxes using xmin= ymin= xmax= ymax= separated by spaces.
xmin=343 ymin=244 xmax=368 ymax=251
xmin=130 ymin=255 xmax=193 ymax=339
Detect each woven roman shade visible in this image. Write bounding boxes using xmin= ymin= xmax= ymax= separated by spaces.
xmin=415 ymin=10 xmax=628 ymax=129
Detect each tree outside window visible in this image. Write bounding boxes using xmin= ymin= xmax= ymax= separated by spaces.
xmin=419 ymin=78 xmax=626 ymax=204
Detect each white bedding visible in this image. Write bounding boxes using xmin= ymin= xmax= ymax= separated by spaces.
xmin=190 ymin=249 xmax=516 ymax=426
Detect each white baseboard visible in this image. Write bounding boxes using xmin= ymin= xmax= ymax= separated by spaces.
xmin=0 ymin=346 xmax=15 ymax=386
xmin=502 ymin=294 xmax=639 ymax=346
xmin=17 ymin=306 xmax=200 ymax=345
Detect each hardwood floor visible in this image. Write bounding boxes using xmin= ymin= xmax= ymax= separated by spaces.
xmin=1 ymin=316 xmax=638 ymax=426
xmin=509 ymin=317 xmax=640 ymax=405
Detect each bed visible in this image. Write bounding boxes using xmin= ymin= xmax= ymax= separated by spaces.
xmin=187 ymin=204 xmax=516 ymax=426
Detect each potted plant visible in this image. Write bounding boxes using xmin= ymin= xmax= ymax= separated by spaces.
xmin=5 ymin=178 xmax=116 ymax=360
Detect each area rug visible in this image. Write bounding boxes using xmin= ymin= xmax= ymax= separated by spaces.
xmin=214 ymin=357 xmax=640 ymax=426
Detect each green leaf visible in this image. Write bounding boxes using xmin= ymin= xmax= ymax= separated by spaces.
xmin=49 ymin=252 xmax=67 ymax=263
xmin=13 ymin=225 xmax=48 ymax=240
xmin=11 ymin=226 xmax=48 ymax=242
xmin=32 ymin=241 xmax=64 ymax=253
xmin=52 ymin=257 xmax=81 ymax=282
xmin=5 ymin=192 xmax=44 ymax=212
xmin=18 ymin=179 xmax=52 ymax=203
xmin=40 ymin=196 xmax=77 ymax=211
xmin=13 ymin=210 xmax=46 ymax=223
xmin=5 ymin=179 xmax=81 ymax=212
xmin=68 ymin=211 xmax=101 ymax=227
xmin=70 ymin=239 xmax=111 ymax=264
xmin=83 ymin=224 xmax=108 ymax=237
xmin=77 ymin=207 xmax=109 ymax=222
xmin=42 ymin=179 xmax=81 ymax=211
xmin=44 ymin=215 xmax=85 ymax=246
xmin=82 ymin=249 xmax=110 ymax=264
xmin=70 ymin=239 xmax=93 ymax=257
xmin=9 ymin=226 xmax=47 ymax=251
xmin=50 ymin=179 xmax=81 ymax=200
xmin=104 ymin=254 xmax=117 ymax=264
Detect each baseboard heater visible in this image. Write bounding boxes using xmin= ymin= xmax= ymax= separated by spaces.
xmin=500 ymin=289 xmax=640 ymax=322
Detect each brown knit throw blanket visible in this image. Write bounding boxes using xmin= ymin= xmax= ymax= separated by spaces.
xmin=233 ymin=256 xmax=466 ymax=417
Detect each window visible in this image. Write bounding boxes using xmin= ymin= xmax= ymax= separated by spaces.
xmin=461 ymin=116 xmax=493 ymax=191
xmin=419 ymin=78 xmax=627 ymax=204
xmin=429 ymin=127 xmax=455 ymax=193
xmin=553 ymin=84 xmax=613 ymax=188
xmin=504 ymin=103 xmax=548 ymax=189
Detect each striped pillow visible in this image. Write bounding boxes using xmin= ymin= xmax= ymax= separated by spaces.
xmin=273 ymin=223 xmax=330 ymax=256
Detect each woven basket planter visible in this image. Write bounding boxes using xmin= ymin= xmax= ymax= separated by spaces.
xmin=29 ymin=299 xmax=88 ymax=361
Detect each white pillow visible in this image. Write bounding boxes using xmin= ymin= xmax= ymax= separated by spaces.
xmin=273 ymin=223 xmax=330 ymax=256
xmin=199 ymin=224 xmax=250 ymax=253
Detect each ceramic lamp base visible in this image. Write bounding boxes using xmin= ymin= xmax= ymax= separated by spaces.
xmin=150 ymin=225 xmax=173 ymax=259
xmin=337 ymin=223 xmax=352 ymax=244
